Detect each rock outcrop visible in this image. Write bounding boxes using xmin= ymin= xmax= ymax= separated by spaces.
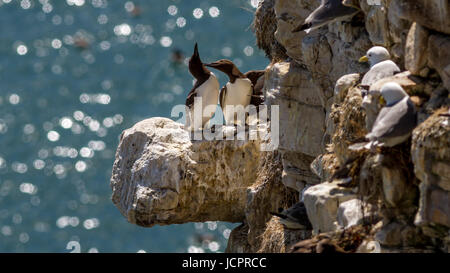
xmin=110 ymin=118 xmax=263 ymax=226
xmin=111 ymin=0 xmax=450 ymax=253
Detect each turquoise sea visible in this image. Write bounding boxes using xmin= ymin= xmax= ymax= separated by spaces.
xmin=0 ymin=0 xmax=268 ymax=252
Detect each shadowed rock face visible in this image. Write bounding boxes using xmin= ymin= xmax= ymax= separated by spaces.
xmin=412 ymin=108 xmax=450 ymax=231
xmin=110 ymin=118 xmax=262 ymax=226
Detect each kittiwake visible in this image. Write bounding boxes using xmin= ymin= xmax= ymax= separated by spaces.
xmin=359 ymin=46 xmax=400 ymax=89
xmin=353 ymin=82 xmax=417 ymax=150
xmin=292 ymin=0 xmax=359 ymax=34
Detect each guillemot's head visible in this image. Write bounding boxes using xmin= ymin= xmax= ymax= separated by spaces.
xmin=359 ymin=46 xmax=391 ymax=68
xmin=188 ymin=43 xmax=210 ymax=78
xmin=189 ymin=43 xmax=201 ymax=68
xmin=244 ymin=70 xmax=265 ymax=85
xmin=205 ymin=59 xmax=243 ymax=80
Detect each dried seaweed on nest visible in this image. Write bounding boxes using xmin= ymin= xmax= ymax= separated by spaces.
xmin=254 ymin=151 xmax=299 ymax=207
xmin=331 ymin=150 xmax=368 ymax=188
xmin=252 ymin=0 xmax=288 ymax=62
xmin=379 ymin=140 xmax=416 ymax=183
xmin=289 ymin=224 xmax=372 ymax=253
xmin=258 ymin=218 xmax=311 ymax=253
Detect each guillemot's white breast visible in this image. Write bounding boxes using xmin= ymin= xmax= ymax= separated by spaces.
xmin=204 ymin=59 xmax=255 ymax=126
xmin=221 ymin=78 xmax=252 ymax=126
xmin=187 ymin=72 xmax=220 ymax=128
xmin=220 ymin=78 xmax=253 ymax=125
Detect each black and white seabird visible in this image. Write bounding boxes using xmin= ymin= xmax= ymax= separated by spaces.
xmin=205 ymin=60 xmax=253 ymax=126
xmin=245 ymin=70 xmax=265 ymax=106
xmin=185 ymin=43 xmax=220 ymax=130
xmin=292 ymin=0 xmax=359 ymax=34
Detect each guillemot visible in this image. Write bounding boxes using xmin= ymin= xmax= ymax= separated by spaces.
xmin=244 ymin=70 xmax=265 ymax=106
xmin=185 ymin=43 xmax=220 ymax=131
xmin=205 ymin=60 xmax=253 ymax=126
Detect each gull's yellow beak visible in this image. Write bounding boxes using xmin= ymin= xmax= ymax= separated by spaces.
xmin=359 ymin=55 xmax=369 ymax=63
xmin=379 ymin=96 xmax=386 ymax=105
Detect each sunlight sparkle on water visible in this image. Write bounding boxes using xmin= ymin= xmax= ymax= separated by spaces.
xmin=98 ymin=14 xmax=108 ymax=24
xmin=9 ymin=94 xmax=20 ymax=104
xmin=176 ymin=17 xmax=186 ymax=28
xmin=66 ymin=0 xmax=85 ymax=7
xmin=56 ymin=216 xmax=79 ymax=228
xmin=114 ymin=24 xmax=132 ymax=36
xmin=167 ymin=5 xmax=178 ymax=16
xmin=16 ymin=44 xmax=28 ymax=55
xmin=250 ymin=0 xmax=261 ymax=8
xmin=1 ymin=226 xmax=12 ymax=236
xmin=209 ymin=7 xmax=220 ymax=18
xmin=51 ymin=39 xmax=62 ymax=49
xmin=20 ymin=0 xmax=31 ymax=9
xmin=222 ymin=228 xmax=231 ymax=239
xmin=193 ymin=8 xmax=203 ymax=19
xmin=0 ymin=157 xmax=6 ymax=169
xmin=83 ymin=218 xmax=100 ymax=230
xmin=23 ymin=124 xmax=35 ymax=134
xmin=160 ymin=36 xmax=172 ymax=47
xmin=47 ymin=131 xmax=60 ymax=142
xmin=79 ymin=147 xmax=94 ymax=158
xmin=12 ymin=162 xmax=28 ymax=174
xmin=75 ymin=161 xmax=87 ymax=172
xmin=60 ymin=117 xmax=73 ymax=129
xmin=19 ymin=183 xmax=38 ymax=195
xmin=42 ymin=3 xmax=53 ymax=13
xmin=188 ymin=246 xmax=205 ymax=253
xmin=33 ymin=159 xmax=45 ymax=170
xmin=244 ymin=45 xmax=254 ymax=56
xmin=124 ymin=1 xmax=134 ymax=12
xmin=208 ymin=241 xmax=220 ymax=252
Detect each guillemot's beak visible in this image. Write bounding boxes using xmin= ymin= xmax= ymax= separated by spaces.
xmin=193 ymin=43 xmax=199 ymax=57
xmin=359 ymin=55 xmax=369 ymax=63
xmin=204 ymin=62 xmax=220 ymax=68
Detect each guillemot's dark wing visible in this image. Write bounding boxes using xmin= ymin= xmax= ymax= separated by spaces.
xmin=185 ymin=80 xmax=204 ymax=109
xmin=219 ymin=85 xmax=227 ymax=110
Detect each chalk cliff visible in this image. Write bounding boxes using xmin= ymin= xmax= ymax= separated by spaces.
xmin=111 ymin=0 xmax=449 ymax=253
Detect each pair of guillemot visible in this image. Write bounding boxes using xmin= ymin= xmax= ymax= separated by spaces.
xmin=184 ymin=43 xmax=264 ymax=130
